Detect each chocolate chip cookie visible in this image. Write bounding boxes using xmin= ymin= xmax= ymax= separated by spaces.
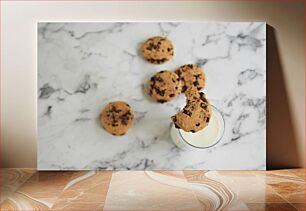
xmin=149 ymin=70 xmax=182 ymax=103
xmin=171 ymin=88 xmax=212 ymax=133
xmin=100 ymin=101 xmax=134 ymax=136
xmin=175 ymin=64 xmax=206 ymax=93
xmin=141 ymin=36 xmax=174 ymax=64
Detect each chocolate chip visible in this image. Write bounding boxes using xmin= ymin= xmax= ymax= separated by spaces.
xmin=149 ymin=43 xmax=155 ymax=48
xmin=187 ymin=64 xmax=193 ymax=68
xmin=175 ymin=86 xmax=178 ymax=90
xmin=111 ymin=112 xmax=118 ymax=125
xmin=159 ymin=70 xmax=165 ymax=73
xmin=197 ymin=87 xmax=202 ymax=91
xmin=195 ymin=74 xmax=201 ymax=79
xmin=193 ymin=81 xmax=199 ymax=86
xmin=191 ymin=130 xmax=196 ymax=133
xmin=157 ymin=99 xmax=167 ymax=103
xmin=167 ymin=48 xmax=171 ymax=52
xmin=110 ymin=106 xmax=121 ymax=113
xmin=112 ymin=123 xmax=117 ymax=127
xmin=120 ymin=111 xmax=132 ymax=125
xmin=120 ymin=132 xmax=126 ymax=136
xmin=206 ymin=117 xmax=210 ymax=122
xmin=172 ymin=78 xmax=176 ymax=83
xmin=171 ymin=117 xmax=180 ymax=129
xmin=183 ymin=109 xmax=192 ymax=117
xmin=196 ymin=123 xmax=200 ymax=126
xmin=182 ymin=85 xmax=188 ymax=92
xmin=155 ymin=88 xmax=165 ymax=96
xmin=156 ymin=58 xmax=166 ymax=64
xmin=155 ymin=76 xmax=164 ymax=82
xmin=200 ymin=103 xmax=207 ymax=109
xmin=121 ymin=117 xmax=129 ymax=125
xmin=169 ymin=94 xmax=175 ymax=98
xmin=171 ymin=116 xmax=177 ymax=122
xmin=200 ymin=93 xmax=208 ymax=102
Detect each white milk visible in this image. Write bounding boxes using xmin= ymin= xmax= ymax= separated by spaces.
xmin=170 ymin=106 xmax=224 ymax=150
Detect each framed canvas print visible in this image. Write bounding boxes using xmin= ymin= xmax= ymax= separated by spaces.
xmin=38 ymin=22 xmax=266 ymax=170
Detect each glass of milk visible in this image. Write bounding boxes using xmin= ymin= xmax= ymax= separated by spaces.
xmin=170 ymin=105 xmax=225 ymax=150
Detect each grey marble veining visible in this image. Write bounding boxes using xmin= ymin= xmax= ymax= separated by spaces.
xmin=38 ymin=22 xmax=266 ymax=170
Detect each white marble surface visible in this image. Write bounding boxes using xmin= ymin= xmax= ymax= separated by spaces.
xmin=37 ymin=22 xmax=266 ymax=170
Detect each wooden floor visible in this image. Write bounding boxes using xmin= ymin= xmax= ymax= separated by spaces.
xmin=0 ymin=169 xmax=304 ymax=210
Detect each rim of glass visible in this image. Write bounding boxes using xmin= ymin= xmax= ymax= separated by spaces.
xmin=177 ymin=105 xmax=225 ymax=149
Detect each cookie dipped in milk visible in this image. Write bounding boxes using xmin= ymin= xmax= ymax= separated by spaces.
xmin=170 ymin=89 xmax=224 ymax=150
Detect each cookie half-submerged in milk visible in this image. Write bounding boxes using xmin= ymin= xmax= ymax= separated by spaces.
xmin=100 ymin=101 xmax=134 ymax=136
xmin=171 ymin=88 xmax=212 ymax=133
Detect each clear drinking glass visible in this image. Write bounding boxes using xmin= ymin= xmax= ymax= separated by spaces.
xmin=170 ymin=105 xmax=225 ymax=150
